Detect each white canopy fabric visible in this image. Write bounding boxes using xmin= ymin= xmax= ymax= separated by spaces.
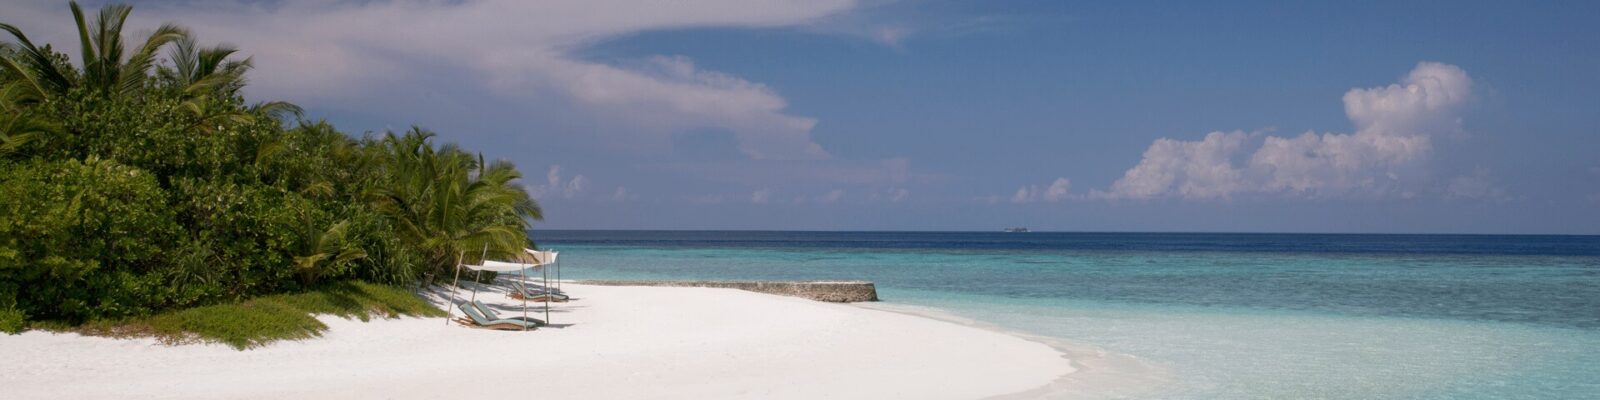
xmin=459 ymin=249 xmax=556 ymax=272
xmin=462 ymin=259 xmax=540 ymax=272
xmin=525 ymin=249 xmax=558 ymax=265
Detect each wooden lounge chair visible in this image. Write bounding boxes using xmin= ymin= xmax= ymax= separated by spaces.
xmin=455 ymin=303 xmax=538 ymax=331
xmin=510 ymin=281 xmax=570 ymax=302
xmin=472 ymin=300 xmax=545 ymax=326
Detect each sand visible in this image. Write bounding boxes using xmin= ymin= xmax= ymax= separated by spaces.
xmin=0 ymin=283 xmax=1075 ymax=399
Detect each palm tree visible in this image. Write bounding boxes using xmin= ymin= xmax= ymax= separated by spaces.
xmin=290 ymin=219 xmax=368 ymax=285
xmin=0 ymin=2 xmax=187 ymax=102
xmin=368 ymin=128 xmax=542 ymax=281
xmin=2 ymin=2 xmax=300 ymax=140
xmin=160 ymin=35 xmax=303 ymax=130
xmin=162 ymin=35 xmax=250 ymax=98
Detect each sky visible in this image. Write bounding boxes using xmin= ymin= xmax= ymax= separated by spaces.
xmin=7 ymin=0 xmax=1600 ymax=233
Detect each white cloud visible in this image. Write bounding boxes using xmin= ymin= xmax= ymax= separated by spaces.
xmin=1094 ymin=132 xmax=1250 ymax=200
xmin=568 ymin=176 xmax=590 ymax=197
xmin=4 ymin=0 xmax=853 ymax=160
xmin=751 ymin=189 xmax=773 ymax=204
xmin=537 ymin=54 xmax=828 ymax=159
xmin=1094 ymin=62 xmax=1474 ymax=200
xmin=529 ymin=165 xmax=588 ymax=199
xmin=610 ymin=186 xmax=634 ymax=202
xmin=1012 ymin=178 xmax=1074 ymax=203
xmin=886 ymin=187 xmax=910 ymax=202
xmin=816 ymin=189 xmax=845 ymax=204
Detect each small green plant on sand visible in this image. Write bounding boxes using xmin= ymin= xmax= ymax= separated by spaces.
xmin=73 ymin=281 xmax=444 ymax=349
xmin=0 ymin=305 xmax=25 ymax=334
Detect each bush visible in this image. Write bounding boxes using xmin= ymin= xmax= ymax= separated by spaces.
xmin=0 ymin=157 xmax=180 ymax=323
xmin=167 ymin=178 xmax=311 ymax=296
xmin=343 ymin=210 xmax=424 ymax=286
xmin=78 ymin=281 xmax=444 ymax=349
xmin=0 ymin=305 xmax=25 ymax=334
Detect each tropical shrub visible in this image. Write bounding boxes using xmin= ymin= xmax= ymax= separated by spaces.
xmin=0 ymin=157 xmax=179 ymax=322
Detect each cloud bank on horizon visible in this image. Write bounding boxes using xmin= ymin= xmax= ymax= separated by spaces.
xmin=1017 ymin=62 xmax=1477 ymax=202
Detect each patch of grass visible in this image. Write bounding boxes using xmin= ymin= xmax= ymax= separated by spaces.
xmin=1 ymin=306 xmax=26 ymax=334
xmin=76 ymin=281 xmax=444 ymax=349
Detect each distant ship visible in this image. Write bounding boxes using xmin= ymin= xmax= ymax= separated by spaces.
xmin=1003 ymin=227 xmax=1030 ymax=233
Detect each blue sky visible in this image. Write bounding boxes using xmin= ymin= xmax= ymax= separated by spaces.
xmin=12 ymin=1 xmax=1600 ymax=233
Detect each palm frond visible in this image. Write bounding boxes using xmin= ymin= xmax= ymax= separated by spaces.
xmin=250 ymin=100 xmax=303 ymax=122
xmin=118 ymin=23 xmax=187 ymax=96
xmin=0 ymin=23 xmax=72 ymax=100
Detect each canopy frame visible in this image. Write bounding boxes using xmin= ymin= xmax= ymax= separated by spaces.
xmin=445 ymin=246 xmax=555 ymax=330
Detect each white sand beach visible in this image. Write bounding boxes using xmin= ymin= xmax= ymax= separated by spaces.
xmin=0 ymin=283 xmax=1074 ymax=400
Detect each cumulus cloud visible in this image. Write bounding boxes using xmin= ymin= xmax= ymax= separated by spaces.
xmin=1093 ymin=62 xmax=1474 ymax=200
xmin=529 ymin=165 xmax=588 ymax=199
xmin=541 ymin=54 xmax=828 ymax=159
xmin=610 ymin=186 xmax=634 ymax=202
xmin=751 ymin=189 xmax=773 ymax=204
xmin=4 ymin=0 xmax=852 ymax=160
xmin=1011 ymin=178 xmax=1073 ymax=203
xmin=1095 ymin=132 xmax=1250 ymax=200
xmin=885 ymin=187 xmax=911 ymax=202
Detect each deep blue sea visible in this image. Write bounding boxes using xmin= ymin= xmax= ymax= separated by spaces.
xmin=536 ymin=231 xmax=1600 ymax=399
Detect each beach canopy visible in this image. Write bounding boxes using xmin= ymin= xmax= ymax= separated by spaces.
xmin=460 ymin=249 xmax=556 ymax=272
xmin=462 ymin=259 xmax=545 ymax=272
xmin=526 ymin=249 xmax=562 ymax=292
xmin=526 ymin=249 xmax=558 ymax=265
xmin=449 ymin=248 xmax=561 ymax=329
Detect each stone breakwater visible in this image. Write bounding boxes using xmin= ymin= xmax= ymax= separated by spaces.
xmin=573 ymin=280 xmax=879 ymax=303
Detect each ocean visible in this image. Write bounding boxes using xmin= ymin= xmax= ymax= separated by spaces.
xmin=535 ymin=231 xmax=1600 ymax=399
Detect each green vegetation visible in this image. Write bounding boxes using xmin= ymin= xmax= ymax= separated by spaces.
xmin=0 ymin=2 xmax=539 ymax=338
xmin=75 ymin=281 xmax=446 ymax=349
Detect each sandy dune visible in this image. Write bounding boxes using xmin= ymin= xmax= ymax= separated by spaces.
xmin=0 ymin=283 xmax=1074 ymax=399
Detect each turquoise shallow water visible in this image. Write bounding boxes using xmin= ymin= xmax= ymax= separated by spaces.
xmin=537 ymin=231 xmax=1600 ymax=399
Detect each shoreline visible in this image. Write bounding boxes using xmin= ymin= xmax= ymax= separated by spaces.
xmin=855 ymin=302 xmax=1170 ymax=399
xmin=1 ymin=282 xmax=1077 ymax=399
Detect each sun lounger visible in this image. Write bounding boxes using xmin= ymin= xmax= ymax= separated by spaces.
xmin=456 ymin=303 xmax=539 ymax=330
xmin=510 ymin=281 xmax=570 ymax=302
xmin=472 ymin=300 xmax=546 ymax=326
xmin=520 ymin=279 xmax=566 ymax=295
xmin=513 ymin=279 xmax=567 ymax=295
